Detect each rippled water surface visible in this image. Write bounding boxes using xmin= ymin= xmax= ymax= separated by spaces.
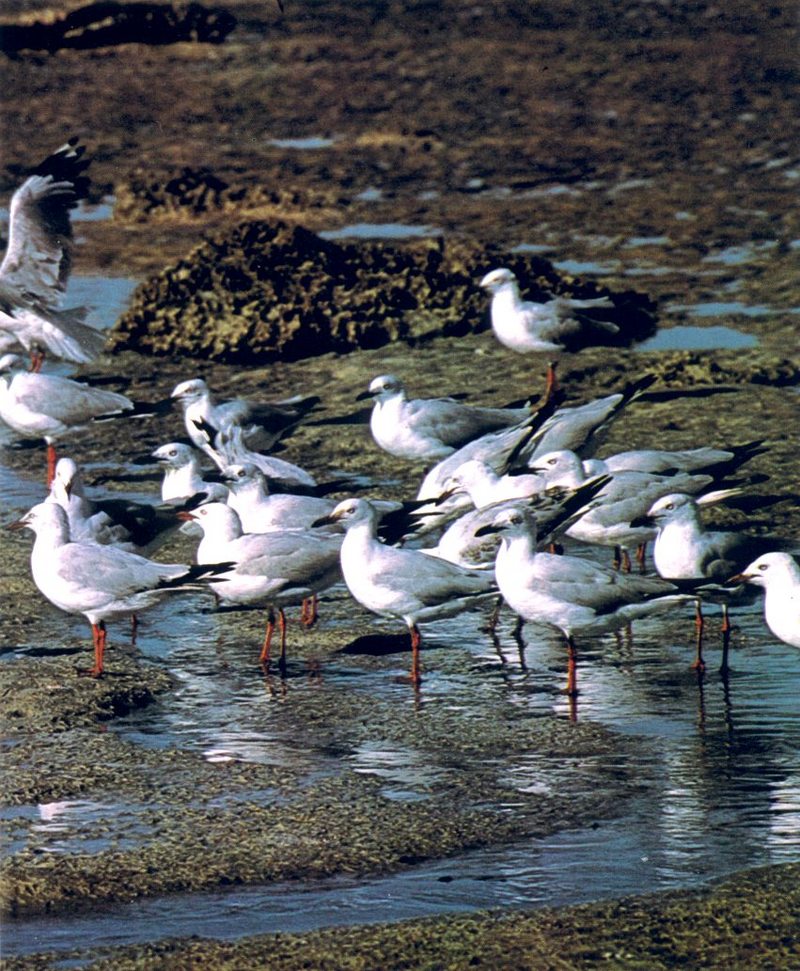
xmin=2 ymin=243 xmax=799 ymax=960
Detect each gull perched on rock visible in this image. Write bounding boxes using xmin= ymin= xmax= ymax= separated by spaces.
xmin=0 ymin=353 xmax=133 ymax=484
xmin=170 ymin=377 xmax=320 ymax=458
xmin=0 ymin=139 xmax=105 ymax=370
xmin=313 ymin=498 xmax=497 ymax=684
xmin=634 ymin=492 xmax=794 ymax=669
xmin=476 ymin=504 xmax=693 ymax=697
xmin=6 ymin=502 xmax=230 ymax=677
xmin=728 ymin=553 xmax=800 ymax=650
xmin=179 ymin=502 xmax=343 ymax=671
xmin=356 ymin=373 xmax=532 ymax=462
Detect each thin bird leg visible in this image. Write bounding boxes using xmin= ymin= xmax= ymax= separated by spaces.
xmin=409 ymin=623 xmax=422 ymax=685
xmin=46 ymin=443 xmax=58 ymax=488
xmin=565 ymin=634 xmax=578 ymax=697
xmin=692 ymin=599 xmax=706 ymax=672
xmin=260 ymin=607 xmax=276 ymax=667
xmin=300 ymin=594 xmax=318 ymax=629
xmin=635 ymin=542 xmax=647 ymax=573
xmin=485 ymin=594 xmax=503 ymax=635
xmin=278 ymin=608 xmax=288 ymax=674
xmin=86 ymin=621 xmax=106 ymax=678
xmin=29 ymin=347 xmax=45 ymax=374
xmin=720 ymin=603 xmax=731 ymax=675
xmin=543 ymin=361 xmax=560 ymax=404
xmin=130 ymin=613 xmax=138 ymax=645
xmin=612 ymin=546 xmax=622 ymax=571
xmin=621 ymin=549 xmax=632 ymax=574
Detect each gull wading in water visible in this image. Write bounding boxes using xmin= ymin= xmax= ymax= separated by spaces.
xmin=357 ymin=373 xmax=532 ymax=462
xmin=313 ymin=498 xmax=498 ymax=685
xmin=476 ymin=504 xmax=694 ymax=698
xmin=632 ymin=491 xmax=791 ymax=671
xmin=727 ymin=553 xmax=800 ymax=650
xmin=6 ymin=502 xmax=231 ymax=677
xmin=178 ymin=502 xmax=343 ymax=671
xmin=0 ymin=353 xmax=133 ymax=484
xmin=0 ymin=139 xmax=105 ymax=370
xmin=479 ymin=267 xmax=618 ymax=398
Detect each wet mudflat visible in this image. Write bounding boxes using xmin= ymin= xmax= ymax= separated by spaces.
xmin=1 ymin=0 xmax=799 ymax=966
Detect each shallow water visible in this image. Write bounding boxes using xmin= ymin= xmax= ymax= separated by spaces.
xmin=2 ymin=253 xmax=799 ymax=960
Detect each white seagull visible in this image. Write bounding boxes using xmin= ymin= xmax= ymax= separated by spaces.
xmin=170 ymin=377 xmax=320 ymax=458
xmin=151 ymin=442 xmax=229 ymax=504
xmin=728 ymin=553 xmax=800 ymax=650
xmin=356 ymin=373 xmax=531 ymax=462
xmin=0 ymin=353 xmax=133 ymax=484
xmin=6 ymin=502 xmax=229 ymax=677
xmin=636 ymin=492 xmax=797 ymax=668
xmin=475 ymin=504 xmax=693 ymax=696
xmin=0 ymin=139 xmax=105 ymax=370
xmin=222 ymin=463 xmax=337 ymax=533
xmin=313 ymin=498 xmax=497 ymax=684
xmin=179 ymin=502 xmax=343 ymax=671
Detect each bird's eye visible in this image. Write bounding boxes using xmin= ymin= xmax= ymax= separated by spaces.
xmin=665 ymin=503 xmax=674 ymax=510
xmin=169 ymin=449 xmax=177 ymax=457
xmin=758 ymin=563 xmax=769 ymax=571
xmin=238 ymin=470 xmax=245 ymax=478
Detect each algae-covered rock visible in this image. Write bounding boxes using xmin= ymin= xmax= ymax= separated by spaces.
xmin=108 ymin=219 xmax=656 ymax=362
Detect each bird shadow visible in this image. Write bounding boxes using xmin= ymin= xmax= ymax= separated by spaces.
xmin=338 ymin=633 xmax=411 ymax=657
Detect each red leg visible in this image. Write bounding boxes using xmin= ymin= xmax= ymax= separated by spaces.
xmin=621 ymin=549 xmax=632 ymax=574
xmin=300 ymin=594 xmax=318 ymax=629
xmin=636 ymin=542 xmax=647 ymax=573
xmin=720 ymin=604 xmax=731 ymax=675
xmin=46 ymin=443 xmax=57 ymax=488
xmin=566 ymin=634 xmax=578 ymax=697
xmin=544 ymin=361 xmax=559 ymax=403
xmin=85 ymin=621 xmax=106 ymax=677
xmin=30 ymin=348 xmax=45 ymax=373
xmin=612 ymin=546 xmax=622 ymax=571
xmin=260 ymin=608 xmax=276 ymax=666
xmin=692 ymin=600 xmax=706 ymax=673
xmin=278 ymin=608 xmax=288 ymax=673
xmin=130 ymin=613 xmax=138 ymax=645
xmin=409 ymin=623 xmax=422 ymax=685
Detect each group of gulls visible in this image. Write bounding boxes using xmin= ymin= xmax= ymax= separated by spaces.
xmin=2 ymin=141 xmax=798 ymax=697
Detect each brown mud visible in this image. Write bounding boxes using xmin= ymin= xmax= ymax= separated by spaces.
xmin=1 ymin=0 xmax=799 ymax=965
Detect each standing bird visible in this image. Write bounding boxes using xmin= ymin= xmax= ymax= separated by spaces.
xmin=728 ymin=553 xmax=800 ymax=650
xmin=178 ymin=503 xmax=343 ymax=672
xmin=170 ymin=377 xmax=320 ymax=459
xmin=632 ymin=492 xmax=788 ymax=671
xmin=479 ymin=267 xmax=617 ymax=398
xmin=0 ymin=353 xmax=133 ymax=484
xmin=476 ymin=505 xmax=693 ymax=697
xmin=356 ymin=373 xmax=531 ymax=462
xmin=0 ymin=139 xmax=105 ymax=370
xmin=313 ymin=498 xmax=497 ymax=685
xmin=6 ymin=502 xmax=229 ymax=677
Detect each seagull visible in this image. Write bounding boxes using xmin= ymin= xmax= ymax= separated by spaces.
xmin=0 ymin=139 xmax=105 ymax=371
xmin=178 ymin=502 xmax=343 ymax=671
xmin=194 ymin=422 xmax=318 ymax=492
xmin=634 ymin=492 xmax=794 ymax=669
xmin=475 ymin=504 xmax=693 ymax=697
xmin=312 ymin=498 xmax=497 ymax=684
xmin=170 ymin=377 xmax=320 ymax=458
xmin=479 ymin=267 xmax=617 ymax=398
xmin=582 ymin=441 xmax=766 ymax=477
xmin=526 ymin=448 xmax=745 ymax=571
xmin=728 ymin=553 xmax=800 ymax=650
xmin=356 ymin=373 xmax=532 ymax=462
xmin=0 ymin=353 xmax=133 ymax=484
xmin=222 ymin=463 xmax=337 ymax=533
xmin=6 ymin=502 xmax=230 ymax=677
xmin=48 ymin=456 xmax=182 ymax=555
xmin=151 ymin=442 xmax=229 ymax=504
